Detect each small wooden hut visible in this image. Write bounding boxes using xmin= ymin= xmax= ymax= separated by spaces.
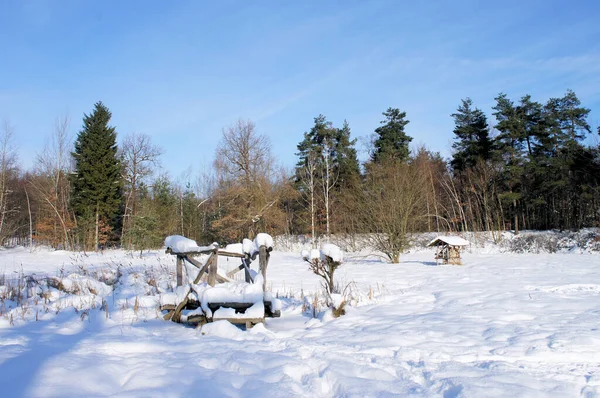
xmin=427 ymin=236 xmax=470 ymax=265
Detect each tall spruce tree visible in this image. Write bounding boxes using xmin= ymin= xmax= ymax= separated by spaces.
xmin=71 ymin=102 xmax=123 ymax=250
xmin=450 ymin=98 xmax=492 ymax=172
xmin=371 ymin=107 xmax=412 ymax=163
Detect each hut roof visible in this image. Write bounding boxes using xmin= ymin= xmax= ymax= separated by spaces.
xmin=427 ymin=236 xmax=470 ymax=247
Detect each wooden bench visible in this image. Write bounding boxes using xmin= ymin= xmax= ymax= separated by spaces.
xmin=163 ymin=238 xmax=279 ymax=328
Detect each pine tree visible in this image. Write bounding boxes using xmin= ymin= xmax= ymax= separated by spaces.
xmin=450 ymin=98 xmax=492 ymax=172
xmin=71 ymin=102 xmax=123 ymax=250
xmin=540 ymin=90 xmax=592 ymax=228
xmin=334 ymin=120 xmax=361 ymax=190
xmin=548 ymin=89 xmax=591 ymax=143
xmin=371 ymin=108 xmax=412 ymax=163
xmin=295 ymin=115 xmax=361 ymax=237
xmin=331 ymin=120 xmax=361 ymax=234
xmin=295 ymin=115 xmax=339 ymax=239
xmin=492 ymin=93 xmax=525 ymax=233
xmin=295 ymin=116 xmax=360 ymax=184
xmin=295 ymin=115 xmax=336 ymax=172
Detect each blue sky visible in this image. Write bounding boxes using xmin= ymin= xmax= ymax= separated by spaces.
xmin=1 ymin=0 xmax=599 ymax=180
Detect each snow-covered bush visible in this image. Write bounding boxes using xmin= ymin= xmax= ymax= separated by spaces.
xmin=498 ymin=229 xmax=600 ymax=253
xmin=506 ymin=233 xmax=559 ymax=253
xmin=274 ymin=234 xmax=374 ymax=253
xmin=47 ymin=274 xmax=112 ymax=296
xmin=302 ymin=243 xmax=344 ymax=297
xmin=366 ymin=229 xmax=600 ymax=254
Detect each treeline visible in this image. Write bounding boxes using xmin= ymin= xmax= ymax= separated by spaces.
xmin=1 ymin=90 xmax=599 ymax=261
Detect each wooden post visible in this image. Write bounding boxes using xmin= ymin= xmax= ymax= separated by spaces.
xmin=243 ymin=257 xmax=252 ymax=283
xmin=208 ymin=247 xmax=218 ymax=287
xmin=176 ymin=255 xmax=183 ymax=286
xmin=191 ymin=253 xmax=212 ymax=284
xmin=258 ymin=245 xmax=269 ymax=292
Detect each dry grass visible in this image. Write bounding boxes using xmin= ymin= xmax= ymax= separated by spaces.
xmin=331 ymin=300 xmax=347 ymax=318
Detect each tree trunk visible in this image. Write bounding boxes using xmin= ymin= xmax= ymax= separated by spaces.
xmin=310 ymin=175 xmax=316 ymax=249
xmin=513 ymin=199 xmax=519 ymax=235
xmin=324 ymin=150 xmax=330 ymax=239
xmin=25 ymin=187 xmax=33 ymax=250
xmin=95 ymin=206 xmax=100 ymax=251
xmin=180 ymin=190 xmax=184 ymax=235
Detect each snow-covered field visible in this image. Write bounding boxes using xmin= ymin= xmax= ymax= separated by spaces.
xmin=0 ymin=245 xmax=599 ymax=397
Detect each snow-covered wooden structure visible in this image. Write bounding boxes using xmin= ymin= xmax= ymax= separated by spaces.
xmin=161 ymin=234 xmax=281 ymax=328
xmin=427 ymin=236 xmax=470 ymax=265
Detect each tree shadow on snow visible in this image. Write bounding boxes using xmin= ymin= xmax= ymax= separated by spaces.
xmin=402 ymin=260 xmax=438 ymax=267
xmin=0 ymin=310 xmax=104 ymax=397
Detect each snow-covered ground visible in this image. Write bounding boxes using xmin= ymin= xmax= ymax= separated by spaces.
xmin=0 ymin=246 xmax=599 ymax=397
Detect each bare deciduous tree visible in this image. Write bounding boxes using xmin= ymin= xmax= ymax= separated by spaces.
xmin=214 ymin=119 xmax=273 ymax=186
xmin=0 ymin=121 xmax=19 ymax=243
xmin=30 ymin=116 xmax=74 ymax=248
xmin=359 ymin=159 xmax=429 ymax=263
xmin=298 ymin=152 xmax=318 ymax=248
xmin=212 ymin=119 xmax=284 ymax=240
xmin=119 ymin=133 xmax=163 ymax=247
xmin=320 ymin=139 xmax=338 ymax=239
